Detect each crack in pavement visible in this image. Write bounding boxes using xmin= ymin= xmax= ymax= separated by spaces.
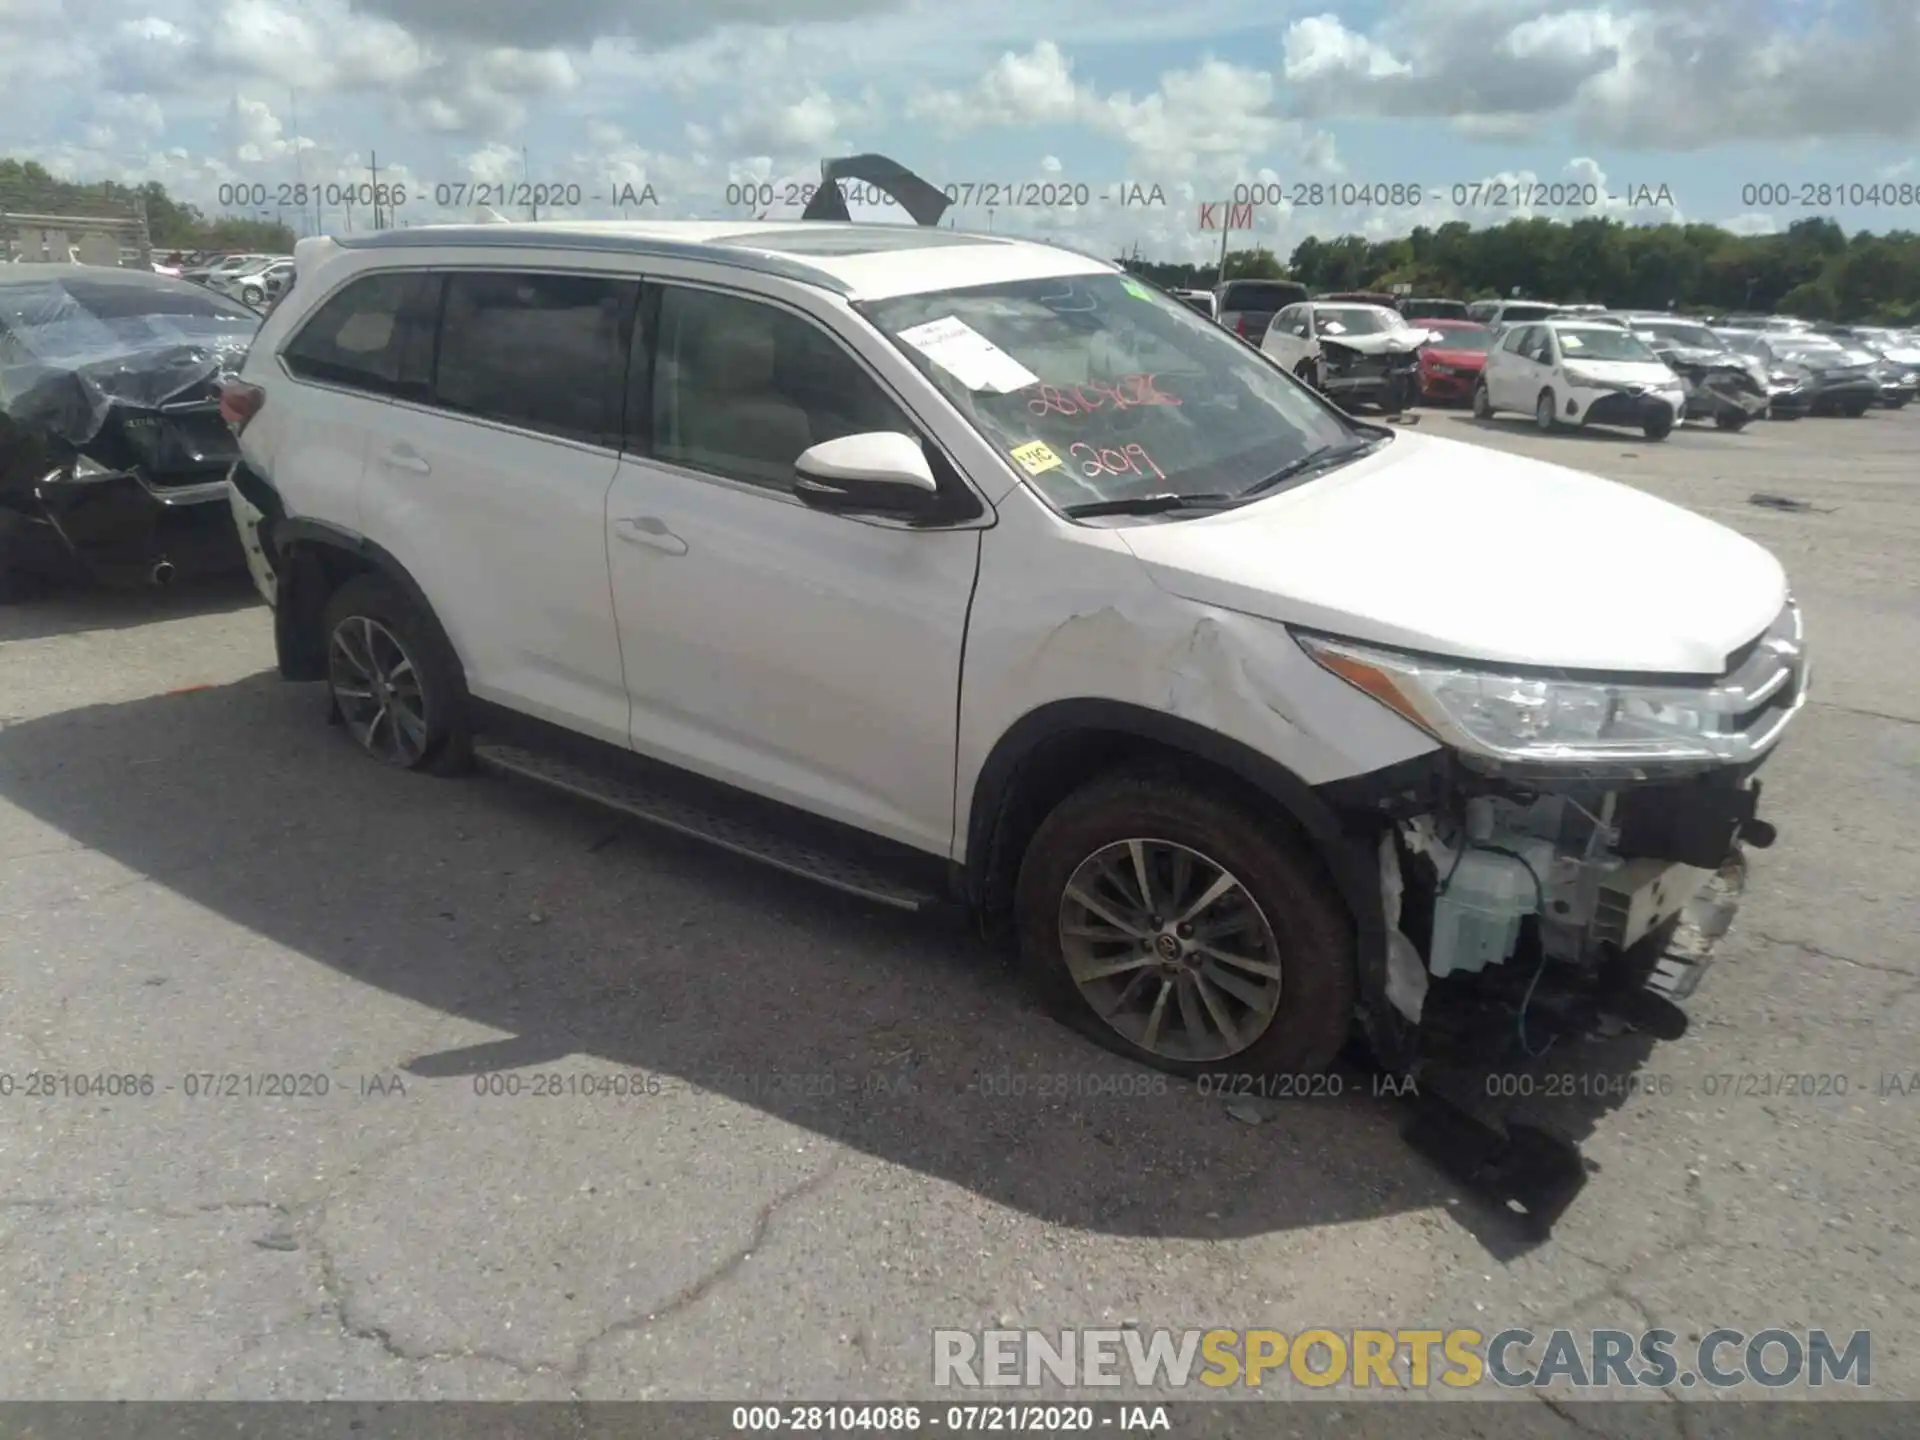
xmin=0 ymin=1198 xmax=287 ymax=1218
xmin=283 ymin=1150 xmax=848 ymax=1392
xmin=1531 ymin=1170 xmax=1718 ymax=1412
xmin=1534 ymin=1388 xmax=1684 ymax=1439
xmin=1811 ymin=700 xmax=1920 ymax=729
xmin=1753 ymin=932 xmax=1918 ymax=980
xmin=300 ymin=1195 xmax=567 ymax=1382
xmin=567 ymin=1153 xmax=848 ymax=1383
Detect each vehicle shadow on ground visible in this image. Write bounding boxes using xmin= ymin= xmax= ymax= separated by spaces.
xmin=0 ymin=674 xmax=1660 ymax=1256
xmin=0 ymin=571 xmax=260 ymax=644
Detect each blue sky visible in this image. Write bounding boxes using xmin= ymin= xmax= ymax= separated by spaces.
xmin=2 ymin=0 xmax=1916 ymax=261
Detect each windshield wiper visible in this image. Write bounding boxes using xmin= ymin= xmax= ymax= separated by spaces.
xmin=1061 ymin=491 xmax=1238 ymax=518
xmin=1238 ymin=437 xmax=1385 ymax=499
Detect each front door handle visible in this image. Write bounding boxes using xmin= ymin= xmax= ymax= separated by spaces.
xmin=382 ymin=446 xmax=430 ymax=474
xmin=614 ymin=515 xmax=688 ymax=556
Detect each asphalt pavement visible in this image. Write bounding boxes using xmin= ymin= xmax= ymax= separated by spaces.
xmin=1 ymin=404 xmax=1915 ymax=1424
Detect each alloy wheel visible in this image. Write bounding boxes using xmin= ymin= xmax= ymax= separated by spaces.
xmin=327 ymin=615 xmax=430 ymax=766
xmin=1057 ymin=838 xmax=1284 ymax=1063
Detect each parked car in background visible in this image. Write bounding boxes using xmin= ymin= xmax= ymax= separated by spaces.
xmin=1474 ymin=319 xmax=1685 ymax=438
xmin=1470 ymin=299 xmax=1563 ymax=333
xmin=0 ymin=265 xmax=259 ymax=595
xmin=1714 ymin=330 xmax=1814 ymax=418
xmin=1754 ymin=333 xmax=1881 ymax=416
xmin=1397 ymin=297 xmax=1470 ymax=321
xmin=1171 ymin=288 xmax=1217 ymax=321
xmin=1848 ymin=332 xmax=1920 ymax=407
xmin=1215 ymin=278 xmax=1308 ymax=345
xmin=1618 ymin=316 xmax=1771 ymax=430
xmin=1316 ymin=291 xmax=1399 ymax=307
xmin=1261 ymin=300 xmax=1428 ymax=413
xmin=219 ymin=258 xmax=295 ymax=308
xmin=183 ymin=253 xmax=275 ymax=287
xmin=1413 ymin=318 xmax=1493 ymax=404
xmin=220 ymin=216 xmax=1803 ymax=1107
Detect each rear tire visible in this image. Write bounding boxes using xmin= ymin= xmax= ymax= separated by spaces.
xmin=320 ymin=575 xmax=472 ymax=774
xmin=1014 ymin=768 xmax=1356 ymax=1081
xmin=1713 ymin=409 xmax=1749 ymax=431
xmin=1643 ymin=411 xmax=1674 ymax=440
xmin=1841 ymin=399 xmax=1869 ymax=417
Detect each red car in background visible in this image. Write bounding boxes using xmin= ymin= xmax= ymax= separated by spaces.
xmin=1415 ymin=318 xmax=1494 ymax=404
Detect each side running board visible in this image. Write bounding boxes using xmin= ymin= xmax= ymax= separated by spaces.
xmin=471 ymin=741 xmax=944 ymax=912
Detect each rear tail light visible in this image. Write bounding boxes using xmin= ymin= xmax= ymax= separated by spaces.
xmin=220 ymin=382 xmax=265 ymax=433
xmin=1236 ymin=316 xmax=1252 ymax=337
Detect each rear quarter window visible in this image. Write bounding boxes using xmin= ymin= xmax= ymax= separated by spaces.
xmin=282 ymin=271 xmax=440 ymax=398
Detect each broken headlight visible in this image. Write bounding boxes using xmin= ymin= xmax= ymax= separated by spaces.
xmin=1296 ymin=627 xmax=1802 ymax=774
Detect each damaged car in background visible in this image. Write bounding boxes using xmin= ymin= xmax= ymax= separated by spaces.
xmin=1260 ymin=300 xmax=1428 ymax=413
xmin=0 ymin=265 xmax=259 ymax=597
xmin=1620 ymin=315 xmax=1772 ymax=430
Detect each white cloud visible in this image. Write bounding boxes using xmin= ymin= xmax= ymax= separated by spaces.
xmin=1276 ymin=0 xmax=1920 ymax=147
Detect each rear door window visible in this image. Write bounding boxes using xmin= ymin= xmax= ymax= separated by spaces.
xmin=431 ymin=271 xmax=637 ymax=447
xmin=283 ymin=271 xmax=440 ymax=399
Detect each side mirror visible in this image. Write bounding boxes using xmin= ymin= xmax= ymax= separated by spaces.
xmin=793 ymin=432 xmax=940 ymax=516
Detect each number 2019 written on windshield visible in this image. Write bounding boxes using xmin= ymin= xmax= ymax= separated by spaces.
xmin=1028 ymin=373 xmax=1182 ymax=417
xmin=1069 ymin=442 xmax=1165 ymax=481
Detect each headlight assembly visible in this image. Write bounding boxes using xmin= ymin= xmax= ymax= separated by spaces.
xmin=1559 ymin=366 xmax=1624 ymax=390
xmin=1296 ymin=619 xmax=1806 ymax=775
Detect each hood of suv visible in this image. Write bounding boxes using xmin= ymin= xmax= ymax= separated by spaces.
xmin=1117 ymin=430 xmax=1786 ymax=674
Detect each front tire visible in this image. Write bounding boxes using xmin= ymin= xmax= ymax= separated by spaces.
xmin=321 ymin=575 xmax=472 ymax=773
xmin=1535 ymin=388 xmax=1559 ymax=432
xmin=1294 ymin=359 xmax=1319 ymax=390
xmin=1841 ymin=399 xmax=1869 ymax=417
xmin=1471 ymin=380 xmax=1494 ymax=419
xmin=1014 ymin=769 xmax=1356 ymax=1081
xmin=241 ymin=285 xmax=264 ymax=306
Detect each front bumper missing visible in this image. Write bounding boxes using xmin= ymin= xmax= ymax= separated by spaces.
xmin=1645 ymin=851 xmax=1747 ymax=1001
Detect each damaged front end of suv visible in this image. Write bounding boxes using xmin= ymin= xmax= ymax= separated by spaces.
xmin=1305 ymin=603 xmax=1807 ymax=1220
xmin=0 ymin=266 xmax=260 ymax=596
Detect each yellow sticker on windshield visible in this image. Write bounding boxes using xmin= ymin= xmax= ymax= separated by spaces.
xmin=1010 ymin=441 xmax=1064 ymax=474
xmin=1121 ymin=278 xmax=1152 ymax=300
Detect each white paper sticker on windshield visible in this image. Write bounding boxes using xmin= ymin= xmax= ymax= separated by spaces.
xmin=1561 ymin=333 xmax=1586 ymax=350
xmin=897 ymin=316 xmax=1040 ymax=394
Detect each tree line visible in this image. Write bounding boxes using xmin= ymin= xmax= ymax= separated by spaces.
xmin=1120 ymin=215 xmax=1920 ymax=322
xmin=2 ymin=159 xmax=296 ymax=253
xmin=9 ymin=155 xmax=1918 ymax=319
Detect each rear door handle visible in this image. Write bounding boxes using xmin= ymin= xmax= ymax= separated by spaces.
xmin=614 ymin=515 xmax=688 ymax=556
xmin=382 ymin=446 xmax=430 ymax=474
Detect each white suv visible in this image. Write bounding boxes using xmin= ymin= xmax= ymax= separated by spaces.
xmin=221 ymin=219 xmax=1804 ymax=1093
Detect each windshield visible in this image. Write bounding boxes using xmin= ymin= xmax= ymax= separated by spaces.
xmin=1638 ymin=322 xmax=1722 ymax=349
xmin=1555 ymin=327 xmax=1659 ymax=362
xmin=1499 ymin=304 xmax=1557 ymax=322
xmin=1314 ymin=306 xmax=1397 ymax=336
xmin=1427 ymin=326 xmax=1491 ymax=351
xmin=859 ymin=272 xmax=1361 ymax=510
xmin=1400 ymin=300 xmax=1468 ymax=319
